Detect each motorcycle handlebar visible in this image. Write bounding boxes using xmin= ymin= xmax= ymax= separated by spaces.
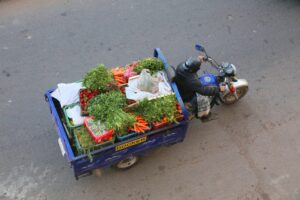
xmin=205 ymin=56 xmax=222 ymax=72
xmin=203 ymin=55 xmax=209 ymax=62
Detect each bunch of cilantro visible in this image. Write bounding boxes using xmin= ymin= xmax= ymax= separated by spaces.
xmin=83 ymin=64 xmax=114 ymax=91
xmin=134 ymin=58 xmax=164 ymax=74
xmin=87 ymin=91 xmax=135 ymax=134
xmin=133 ymin=94 xmax=177 ymax=123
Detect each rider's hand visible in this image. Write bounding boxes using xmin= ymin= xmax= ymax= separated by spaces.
xmin=198 ymin=54 xmax=206 ymax=63
xmin=219 ymin=83 xmax=227 ymax=92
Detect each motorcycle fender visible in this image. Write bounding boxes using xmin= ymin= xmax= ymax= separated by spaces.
xmin=222 ymin=79 xmax=249 ymax=97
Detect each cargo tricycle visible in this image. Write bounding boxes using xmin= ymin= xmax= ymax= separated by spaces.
xmin=44 ymin=45 xmax=248 ymax=179
xmin=44 ymin=48 xmax=189 ymax=180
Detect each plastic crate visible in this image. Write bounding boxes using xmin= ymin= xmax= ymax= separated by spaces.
xmin=63 ymin=103 xmax=85 ymax=133
xmin=73 ymin=126 xmax=115 ymax=155
xmin=62 ymin=121 xmax=72 ymax=139
xmin=152 ymin=114 xmax=184 ymax=130
xmin=116 ymin=132 xmax=139 ymax=141
xmin=84 ymin=117 xmax=115 ymax=143
xmin=152 ymin=120 xmax=169 ymax=130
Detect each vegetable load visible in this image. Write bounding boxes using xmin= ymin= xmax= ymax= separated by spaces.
xmin=111 ymin=67 xmax=127 ymax=85
xmin=84 ymin=117 xmax=114 ymax=143
xmin=124 ymin=62 xmax=138 ymax=79
xmin=128 ymin=115 xmax=151 ymax=133
xmin=83 ymin=64 xmax=114 ymax=91
xmin=75 ymin=126 xmax=96 ymax=149
xmin=74 ymin=126 xmax=114 ymax=161
xmin=134 ymin=58 xmax=164 ymax=74
xmin=79 ymin=89 xmax=100 ymax=115
xmin=132 ymin=94 xmax=178 ymax=124
xmin=87 ymin=91 xmax=136 ymax=134
xmin=63 ymin=57 xmax=185 ymax=156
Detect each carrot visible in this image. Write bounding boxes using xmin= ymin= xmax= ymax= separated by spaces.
xmin=136 ymin=124 xmax=148 ymax=129
xmin=136 ymin=121 xmax=146 ymax=125
xmin=134 ymin=123 xmax=137 ymax=131
xmin=128 ymin=115 xmax=151 ymax=133
xmin=136 ymin=127 xmax=141 ymax=133
xmin=137 ymin=121 xmax=148 ymax=126
xmin=138 ymin=124 xmax=147 ymax=128
xmin=114 ymin=76 xmax=122 ymax=81
xmin=112 ymin=67 xmax=125 ymax=75
xmin=162 ymin=116 xmax=168 ymax=123
xmin=114 ymin=76 xmax=126 ymax=85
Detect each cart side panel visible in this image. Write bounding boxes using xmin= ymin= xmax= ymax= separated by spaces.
xmin=72 ymin=122 xmax=188 ymax=177
xmin=45 ymin=89 xmax=75 ymax=161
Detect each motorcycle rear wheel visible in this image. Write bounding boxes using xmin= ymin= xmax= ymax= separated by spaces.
xmin=223 ymin=85 xmax=248 ymax=105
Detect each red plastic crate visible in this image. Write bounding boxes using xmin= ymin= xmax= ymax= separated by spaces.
xmin=152 ymin=121 xmax=169 ymax=130
xmin=152 ymin=114 xmax=184 ymax=130
xmin=83 ymin=117 xmax=114 ymax=143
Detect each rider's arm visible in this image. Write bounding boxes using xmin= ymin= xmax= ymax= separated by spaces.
xmin=190 ymin=78 xmax=220 ymax=96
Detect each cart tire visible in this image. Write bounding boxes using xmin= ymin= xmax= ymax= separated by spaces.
xmin=115 ymin=156 xmax=139 ymax=170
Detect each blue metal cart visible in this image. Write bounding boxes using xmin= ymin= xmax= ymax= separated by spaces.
xmin=44 ymin=48 xmax=190 ymax=179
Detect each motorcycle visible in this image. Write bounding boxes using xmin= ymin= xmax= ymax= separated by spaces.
xmin=195 ymin=44 xmax=249 ymax=107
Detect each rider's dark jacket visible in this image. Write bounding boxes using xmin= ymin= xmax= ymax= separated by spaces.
xmin=174 ymin=62 xmax=220 ymax=102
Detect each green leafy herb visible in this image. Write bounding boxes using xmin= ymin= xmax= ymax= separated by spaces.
xmin=87 ymin=91 xmax=126 ymax=120
xmin=83 ymin=64 xmax=114 ymax=91
xmin=74 ymin=126 xmax=104 ymax=161
xmin=133 ymin=94 xmax=177 ymax=123
xmin=105 ymin=110 xmax=136 ymax=134
xmin=134 ymin=58 xmax=164 ymax=74
xmin=75 ymin=126 xmax=96 ymax=149
xmin=87 ymin=91 xmax=136 ymax=134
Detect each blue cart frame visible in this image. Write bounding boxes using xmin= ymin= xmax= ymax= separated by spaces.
xmin=44 ymin=48 xmax=190 ymax=179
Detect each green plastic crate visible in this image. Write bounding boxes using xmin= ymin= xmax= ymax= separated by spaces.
xmin=63 ymin=103 xmax=84 ymax=133
xmin=73 ymin=126 xmax=115 ymax=156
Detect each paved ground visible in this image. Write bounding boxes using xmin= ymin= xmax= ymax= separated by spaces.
xmin=0 ymin=0 xmax=300 ymax=199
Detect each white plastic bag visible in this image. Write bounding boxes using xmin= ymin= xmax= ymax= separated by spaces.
xmin=65 ymin=104 xmax=86 ymax=126
xmin=51 ymin=82 xmax=83 ymax=108
xmin=156 ymin=71 xmax=172 ymax=94
xmin=136 ymin=69 xmax=159 ymax=93
xmin=125 ymin=70 xmax=172 ymax=101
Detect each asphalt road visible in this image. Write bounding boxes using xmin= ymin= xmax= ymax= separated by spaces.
xmin=1 ymin=0 xmax=300 ymax=199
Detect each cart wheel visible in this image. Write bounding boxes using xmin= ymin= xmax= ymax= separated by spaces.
xmin=115 ymin=156 xmax=139 ymax=170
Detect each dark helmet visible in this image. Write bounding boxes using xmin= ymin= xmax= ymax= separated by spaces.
xmin=184 ymin=57 xmax=201 ymax=73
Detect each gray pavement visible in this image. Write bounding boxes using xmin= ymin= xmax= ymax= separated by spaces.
xmin=0 ymin=0 xmax=300 ymax=199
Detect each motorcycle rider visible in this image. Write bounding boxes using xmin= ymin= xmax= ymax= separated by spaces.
xmin=174 ymin=55 xmax=226 ymax=121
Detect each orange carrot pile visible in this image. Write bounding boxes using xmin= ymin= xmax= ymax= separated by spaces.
xmin=112 ymin=67 xmax=125 ymax=76
xmin=129 ymin=115 xmax=150 ymax=133
xmin=114 ymin=76 xmax=126 ymax=85
xmin=112 ymin=67 xmax=127 ymax=85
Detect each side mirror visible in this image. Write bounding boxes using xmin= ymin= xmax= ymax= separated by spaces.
xmin=195 ymin=44 xmax=206 ymax=52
